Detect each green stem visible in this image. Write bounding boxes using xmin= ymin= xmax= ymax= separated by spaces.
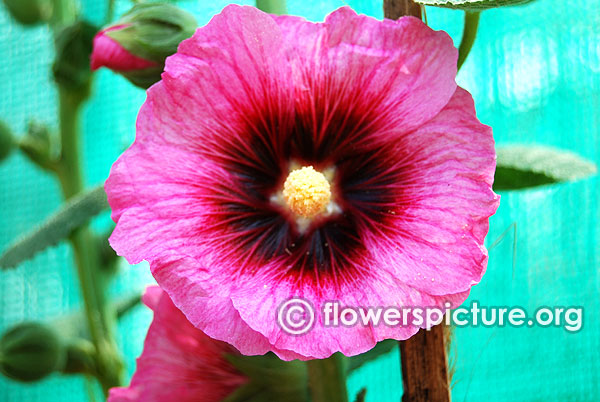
xmin=307 ymin=354 xmax=349 ymax=402
xmin=85 ymin=376 xmax=98 ymax=402
xmin=457 ymin=11 xmax=481 ymax=71
xmin=49 ymin=0 xmax=123 ymax=396
xmin=106 ymin=0 xmax=115 ymax=24
xmin=255 ymin=0 xmax=287 ymax=15
xmin=56 ymin=87 xmax=122 ymax=395
xmin=51 ymin=0 xmax=77 ymax=27
xmin=57 ymin=88 xmax=83 ymax=198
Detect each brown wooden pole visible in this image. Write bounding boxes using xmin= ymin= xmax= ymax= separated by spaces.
xmin=399 ymin=325 xmax=451 ymax=402
xmin=383 ymin=0 xmax=422 ymax=20
xmin=384 ymin=2 xmax=451 ymax=400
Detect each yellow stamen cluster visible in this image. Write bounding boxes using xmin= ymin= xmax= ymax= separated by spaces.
xmin=282 ymin=166 xmax=331 ymax=218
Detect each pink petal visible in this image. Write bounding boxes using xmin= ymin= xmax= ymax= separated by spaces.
xmin=275 ymin=7 xmax=458 ymax=132
xmin=108 ymin=287 xmax=246 ymax=402
xmin=363 ymin=88 xmax=499 ymax=296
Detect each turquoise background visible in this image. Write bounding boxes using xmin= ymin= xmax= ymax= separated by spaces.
xmin=0 ymin=0 xmax=598 ymax=400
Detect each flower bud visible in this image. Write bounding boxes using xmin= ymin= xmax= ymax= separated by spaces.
xmin=0 ymin=120 xmax=15 ymax=162
xmin=0 ymin=322 xmax=64 ymax=382
xmin=53 ymin=21 xmax=97 ymax=93
xmin=91 ymin=3 xmax=197 ymax=89
xmin=2 ymin=0 xmax=53 ymax=26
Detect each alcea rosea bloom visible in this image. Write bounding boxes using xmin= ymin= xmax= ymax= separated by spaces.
xmin=108 ymin=287 xmax=246 ymax=402
xmin=106 ymin=5 xmax=499 ymax=360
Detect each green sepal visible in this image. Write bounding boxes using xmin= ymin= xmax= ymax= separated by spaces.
xmin=106 ymin=3 xmax=197 ymax=63
xmin=52 ymin=20 xmax=97 ymax=93
xmin=116 ymin=65 xmax=169 ymax=89
xmin=224 ymin=353 xmax=309 ymax=402
xmin=0 ymin=322 xmax=64 ymax=382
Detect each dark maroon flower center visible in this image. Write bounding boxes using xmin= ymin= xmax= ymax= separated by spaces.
xmin=208 ymin=85 xmax=406 ymax=284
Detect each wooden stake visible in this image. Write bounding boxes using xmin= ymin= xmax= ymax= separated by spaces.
xmin=383 ymin=0 xmax=422 ymax=20
xmin=384 ymin=2 xmax=451 ymax=400
xmin=399 ymin=324 xmax=451 ymax=402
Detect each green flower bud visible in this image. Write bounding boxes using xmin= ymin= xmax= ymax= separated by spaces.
xmin=0 ymin=322 xmax=64 ymax=382
xmin=91 ymin=3 xmax=197 ymax=89
xmin=2 ymin=0 xmax=53 ymax=26
xmin=0 ymin=120 xmax=14 ymax=162
xmin=53 ymin=20 xmax=97 ymax=93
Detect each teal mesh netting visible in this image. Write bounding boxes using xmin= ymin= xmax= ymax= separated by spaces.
xmin=1 ymin=0 xmax=598 ymax=401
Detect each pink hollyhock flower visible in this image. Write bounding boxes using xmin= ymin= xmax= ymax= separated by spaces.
xmin=91 ymin=25 xmax=157 ymax=72
xmin=106 ymin=5 xmax=499 ymax=360
xmin=108 ymin=287 xmax=246 ymax=402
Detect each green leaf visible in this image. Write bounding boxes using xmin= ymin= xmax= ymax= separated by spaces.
xmin=348 ymin=339 xmax=398 ymax=372
xmin=494 ymin=145 xmax=597 ymax=191
xmin=414 ymin=0 xmax=536 ymax=10
xmin=0 ymin=185 xmax=109 ymax=269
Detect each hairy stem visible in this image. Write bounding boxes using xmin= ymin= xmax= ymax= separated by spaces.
xmin=457 ymin=11 xmax=481 ymax=71
xmin=57 ymin=87 xmax=123 ymax=395
xmin=307 ymin=353 xmax=349 ymax=402
xmin=49 ymin=0 xmax=123 ymax=396
xmin=57 ymin=88 xmax=83 ymax=199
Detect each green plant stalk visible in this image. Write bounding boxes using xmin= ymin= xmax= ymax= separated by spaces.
xmin=51 ymin=0 xmax=77 ymax=27
xmin=56 ymin=87 xmax=123 ymax=395
xmin=57 ymin=88 xmax=84 ymax=199
xmin=457 ymin=11 xmax=481 ymax=71
xmin=255 ymin=0 xmax=287 ymax=15
xmin=48 ymin=0 xmax=124 ymax=395
xmin=306 ymin=354 xmax=349 ymax=402
xmin=106 ymin=0 xmax=115 ymax=24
